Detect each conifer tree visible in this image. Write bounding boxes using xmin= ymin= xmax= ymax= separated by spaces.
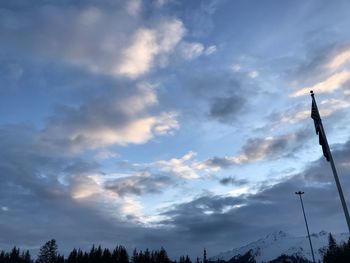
xmin=36 ymin=239 xmax=58 ymax=263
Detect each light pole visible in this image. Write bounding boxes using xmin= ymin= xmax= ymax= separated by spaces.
xmin=295 ymin=191 xmax=316 ymax=263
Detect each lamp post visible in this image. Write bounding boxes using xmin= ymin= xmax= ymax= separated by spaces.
xmin=295 ymin=191 xmax=316 ymax=263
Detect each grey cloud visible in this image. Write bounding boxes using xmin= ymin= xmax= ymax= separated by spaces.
xmin=1 ymin=117 xmax=350 ymax=261
xmin=200 ymin=128 xmax=312 ymax=170
xmin=104 ymin=173 xmax=174 ymax=197
xmin=0 ymin=124 xmax=128 ymax=249
xmin=38 ymin=80 xmax=178 ymax=152
xmin=0 ymin=124 xmax=179 ymax=257
xmin=209 ymin=95 xmax=245 ymax=121
xmin=241 ymin=128 xmax=311 ymax=161
xmin=157 ymin=138 xmax=350 ymax=253
xmin=203 ymin=156 xmax=236 ymax=169
xmin=181 ymin=70 xmax=255 ymax=123
xmin=0 ymin=0 xmax=187 ymax=79
xmin=219 ymin=176 xmax=248 ymax=186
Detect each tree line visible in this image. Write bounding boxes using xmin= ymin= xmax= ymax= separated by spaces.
xmin=0 ymin=239 xmax=193 ymax=263
xmin=2 ymin=235 xmax=350 ymax=263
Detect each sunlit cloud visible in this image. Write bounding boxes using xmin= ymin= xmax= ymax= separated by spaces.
xmin=41 ymin=83 xmax=179 ymax=152
xmin=326 ymin=48 xmax=350 ymax=70
xmin=156 ymin=151 xmax=201 ymax=179
xmin=292 ymin=70 xmax=350 ymax=97
xmin=279 ymin=98 xmax=350 ymax=124
xmin=118 ymin=19 xmax=185 ymax=78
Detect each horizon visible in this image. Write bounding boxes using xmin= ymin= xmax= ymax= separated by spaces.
xmin=2 ymin=0 xmax=350 ymax=259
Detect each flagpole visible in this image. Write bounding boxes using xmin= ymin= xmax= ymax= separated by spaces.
xmin=310 ymin=90 xmax=350 ymax=232
xmin=295 ymin=191 xmax=316 ymax=263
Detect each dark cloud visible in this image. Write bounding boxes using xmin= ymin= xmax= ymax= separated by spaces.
xmin=219 ymin=177 xmax=248 ymax=186
xmin=0 ymin=124 xmax=178 ymax=256
xmin=0 ymin=124 xmax=128 ymax=250
xmin=180 ymin=70 xmax=258 ymax=123
xmin=209 ymin=95 xmax=245 ymax=121
xmin=157 ymin=138 xmax=350 ymax=254
xmin=203 ymin=156 xmax=236 ymax=169
xmin=104 ymin=172 xmax=174 ymax=197
xmin=241 ymin=128 xmax=311 ymax=161
xmin=200 ymin=128 xmax=312 ymax=170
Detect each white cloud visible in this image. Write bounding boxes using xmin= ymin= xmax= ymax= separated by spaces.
xmin=156 ymin=151 xmax=200 ymax=179
xmin=41 ymin=83 xmax=179 ymax=152
xmin=319 ymin=98 xmax=350 ymax=116
xmin=116 ymin=28 xmax=158 ymax=78
xmin=292 ymin=70 xmax=350 ymax=97
xmin=204 ymin=45 xmax=217 ymax=55
xmin=153 ymin=112 xmax=179 ymax=135
xmin=69 ymin=173 xmax=146 ymax=222
xmin=62 ymin=113 xmax=178 ymax=150
xmin=326 ymin=48 xmax=350 ymax=70
xmin=117 ymin=19 xmax=185 ymax=78
xmin=231 ymin=64 xmax=241 ymax=72
xmin=248 ymin=70 xmax=259 ymax=79
xmin=179 ymin=42 xmax=204 ymax=60
xmin=94 ymin=150 xmax=118 ymax=160
xmin=0 ymin=6 xmax=187 ymax=79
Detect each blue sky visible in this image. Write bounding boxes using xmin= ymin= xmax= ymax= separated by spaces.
xmin=2 ymin=0 xmax=350 ymax=259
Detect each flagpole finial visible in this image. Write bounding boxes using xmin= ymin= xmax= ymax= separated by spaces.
xmin=310 ymin=90 xmax=314 ymax=97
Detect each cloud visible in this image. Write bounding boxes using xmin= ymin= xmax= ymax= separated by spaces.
xmin=117 ymin=19 xmax=185 ymax=77
xmin=178 ymin=42 xmax=204 ymax=60
xmin=0 ymin=3 xmax=188 ymax=79
xmin=104 ymin=172 xmax=174 ymax=197
xmin=126 ymin=0 xmax=142 ymax=16
xmin=291 ymin=45 xmax=350 ymax=97
xmin=209 ymin=95 xmax=245 ymax=121
xmin=219 ymin=176 xmax=249 ymax=186
xmin=248 ymin=70 xmax=259 ymax=79
xmin=198 ymin=129 xmax=310 ymax=170
xmin=156 ymin=151 xmax=200 ymax=179
xmin=272 ymin=97 xmax=350 ymax=126
xmin=239 ymin=132 xmax=307 ymax=161
xmin=157 ymin=138 xmax=350 ymax=252
xmin=231 ymin=64 xmax=241 ymax=72
xmin=40 ymin=82 xmax=179 ymax=152
xmin=292 ymin=70 xmax=350 ymax=97
xmin=326 ymin=48 xmax=350 ymax=70
xmin=204 ymin=45 xmax=217 ymax=55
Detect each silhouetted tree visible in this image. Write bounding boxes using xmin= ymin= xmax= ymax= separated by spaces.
xmin=322 ymin=234 xmax=350 ymax=263
xmin=36 ymin=240 xmax=58 ymax=263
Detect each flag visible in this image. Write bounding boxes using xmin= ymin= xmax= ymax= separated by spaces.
xmin=311 ymin=97 xmax=330 ymax=161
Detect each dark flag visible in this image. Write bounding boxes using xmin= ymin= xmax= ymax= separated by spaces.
xmin=309 ymin=90 xmax=350 ymax=233
xmin=311 ymin=96 xmax=330 ymax=161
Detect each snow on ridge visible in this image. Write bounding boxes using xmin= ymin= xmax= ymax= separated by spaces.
xmin=211 ymin=230 xmax=349 ymax=263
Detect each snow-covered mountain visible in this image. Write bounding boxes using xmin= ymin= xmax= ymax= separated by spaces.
xmin=211 ymin=230 xmax=349 ymax=262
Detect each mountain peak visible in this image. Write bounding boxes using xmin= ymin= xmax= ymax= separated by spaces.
xmin=265 ymin=230 xmax=291 ymax=241
xmin=212 ymin=231 xmax=349 ymax=263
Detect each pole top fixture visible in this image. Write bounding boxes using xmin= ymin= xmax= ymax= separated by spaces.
xmin=295 ymin=191 xmax=305 ymax=195
xmin=310 ymin=90 xmax=314 ymax=96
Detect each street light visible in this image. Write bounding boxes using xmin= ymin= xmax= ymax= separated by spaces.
xmin=295 ymin=191 xmax=316 ymax=263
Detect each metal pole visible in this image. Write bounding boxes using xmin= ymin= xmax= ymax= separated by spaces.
xmin=295 ymin=191 xmax=316 ymax=263
xmin=311 ymin=91 xmax=350 ymax=232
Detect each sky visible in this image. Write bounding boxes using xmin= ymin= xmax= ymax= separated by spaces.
xmin=2 ymin=0 xmax=350 ymax=259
